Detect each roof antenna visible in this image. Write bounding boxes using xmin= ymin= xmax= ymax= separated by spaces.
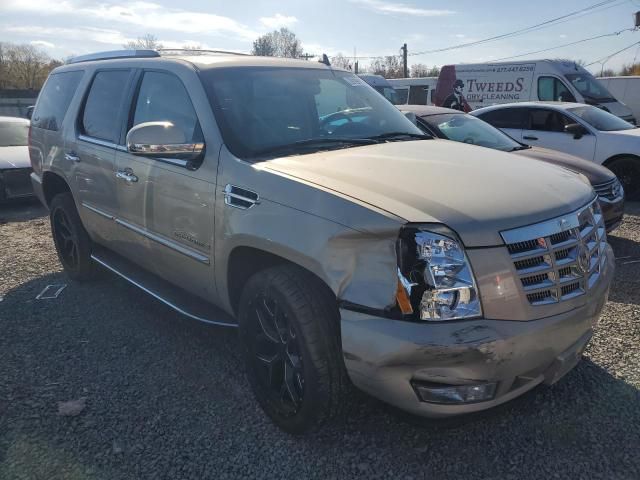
xmin=319 ymin=53 xmax=331 ymax=66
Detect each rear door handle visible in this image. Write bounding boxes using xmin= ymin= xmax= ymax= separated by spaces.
xmin=523 ymin=136 xmax=539 ymax=141
xmin=115 ymin=169 xmax=138 ymax=184
xmin=64 ymin=152 xmax=80 ymax=162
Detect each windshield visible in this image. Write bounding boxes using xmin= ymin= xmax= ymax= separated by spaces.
xmin=565 ymin=73 xmax=616 ymax=103
xmin=199 ymin=67 xmax=424 ymax=159
xmin=567 ymin=105 xmax=635 ymax=131
xmin=0 ymin=122 xmax=28 ymax=147
xmin=422 ymin=113 xmax=522 ymax=152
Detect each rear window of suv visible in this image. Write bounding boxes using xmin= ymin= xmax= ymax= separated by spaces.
xmin=32 ymin=71 xmax=83 ymax=131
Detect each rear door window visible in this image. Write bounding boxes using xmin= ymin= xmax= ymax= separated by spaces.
xmin=131 ymin=71 xmax=202 ymax=143
xmin=81 ymin=70 xmax=131 ymax=143
xmin=31 ymin=71 xmax=83 ymax=131
xmin=477 ymin=108 xmax=526 ymax=129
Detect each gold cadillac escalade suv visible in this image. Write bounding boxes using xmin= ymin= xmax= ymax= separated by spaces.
xmin=29 ymin=49 xmax=614 ymax=434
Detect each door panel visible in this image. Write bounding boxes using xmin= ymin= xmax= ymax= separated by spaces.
xmin=115 ymin=153 xmax=215 ymax=300
xmin=524 ymin=108 xmax=596 ymax=160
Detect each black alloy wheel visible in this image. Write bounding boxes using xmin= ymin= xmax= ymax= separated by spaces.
xmin=248 ymin=294 xmax=305 ymax=417
xmin=52 ymin=208 xmax=80 ymax=270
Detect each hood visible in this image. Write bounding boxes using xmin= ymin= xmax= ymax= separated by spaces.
xmin=262 ymin=139 xmax=595 ymax=247
xmin=0 ymin=146 xmax=30 ymax=169
xmin=600 ymin=101 xmax=633 ymax=119
xmin=515 ymin=146 xmax=615 ymax=185
xmin=602 ymin=126 xmax=640 ymax=138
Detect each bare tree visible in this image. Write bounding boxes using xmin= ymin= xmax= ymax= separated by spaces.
xmin=331 ymin=53 xmax=352 ymax=71
xmin=367 ymin=56 xmax=404 ymax=78
xmin=123 ymin=34 xmax=163 ymax=50
xmin=251 ymin=28 xmax=304 ymax=58
xmin=410 ymin=63 xmax=440 ymax=78
xmin=597 ymin=68 xmax=616 ymax=77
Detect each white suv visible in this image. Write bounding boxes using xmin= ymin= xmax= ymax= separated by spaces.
xmin=472 ymin=101 xmax=640 ymax=199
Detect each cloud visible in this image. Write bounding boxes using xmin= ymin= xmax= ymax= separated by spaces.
xmin=0 ymin=0 xmax=259 ymax=41
xmin=350 ymin=0 xmax=454 ymax=17
xmin=260 ymin=14 xmax=298 ymax=29
xmin=2 ymin=25 xmax=130 ymax=46
xmin=559 ymin=34 xmax=567 ymax=39
xmin=30 ymin=40 xmax=55 ymax=49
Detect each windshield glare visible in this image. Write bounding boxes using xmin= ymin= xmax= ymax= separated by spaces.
xmin=567 ymin=105 xmax=634 ymax=131
xmin=0 ymin=122 xmax=29 ymax=147
xmin=200 ymin=67 xmax=423 ymax=159
xmin=424 ymin=113 xmax=521 ymax=152
xmin=565 ymin=73 xmax=616 ymax=102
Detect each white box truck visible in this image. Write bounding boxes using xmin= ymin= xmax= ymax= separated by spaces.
xmin=434 ymin=60 xmax=635 ymax=123
xmin=598 ymin=76 xmax=640 ymax=124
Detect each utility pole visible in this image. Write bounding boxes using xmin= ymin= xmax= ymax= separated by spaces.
xmin=401 ymin=43 xmax=408 ymax=78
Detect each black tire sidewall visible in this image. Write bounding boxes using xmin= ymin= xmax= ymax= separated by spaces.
xmin=608 ymin=156 xmax=640 ymax=200
xmin=238 ymin=267 xmax=340 ymax=434
xmin=50 ymin=193 xmax=94 ymax=280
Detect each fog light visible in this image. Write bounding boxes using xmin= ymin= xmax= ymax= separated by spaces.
xmin=412 ymin=381 xmax=497 ymax=404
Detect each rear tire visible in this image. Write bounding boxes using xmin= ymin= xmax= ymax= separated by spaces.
xmin=238 ymin=265 xmax=349 ymax=434
xmin=50 ymin=192 xmax=95 ymax=281
xmin=607 ymin=156 xmax=640 ymax=201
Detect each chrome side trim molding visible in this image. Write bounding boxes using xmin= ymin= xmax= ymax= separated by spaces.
xmin=81 ymin=202 xmax=209 ymax=264
xmin=78 ymin=135 xmax=128 ymax=152
xmin=82 ymin=202 xmax=115 ymax=220
xmin=90 ymin=254 xmax=237 ymax=328
xmin=114 ymin=218 xmax=210 ymax=265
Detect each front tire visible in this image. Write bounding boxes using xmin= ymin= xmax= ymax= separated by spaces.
xmin=238 ymin=265 xmax=348 ymax=434
xmin=607 ymin=156 xmax=640 ymax=201
xmin=50 ymin=192 xmax=95 ymax=281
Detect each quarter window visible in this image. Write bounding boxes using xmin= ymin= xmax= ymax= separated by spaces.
xmin=538 ymin=77 xmax=576 ymax=102
xmin=32 ymin=71 xmax=83 ymax=131
xmin=81 ymin=70 xmax=131 ymax=142
xmin=132 ymin=71 xmax=202 ymax=143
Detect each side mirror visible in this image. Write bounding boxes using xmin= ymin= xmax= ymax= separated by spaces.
xmin=126 ymin=121 xmax=204 ymax=162
xmin=25 ymin=106 xmax=35 ymax=120
xmin=564 ymin=123 xmax=587 ymax=139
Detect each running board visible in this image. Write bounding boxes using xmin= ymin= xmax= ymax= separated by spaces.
xmin=90 ymin=246 xmax=237 ymax=328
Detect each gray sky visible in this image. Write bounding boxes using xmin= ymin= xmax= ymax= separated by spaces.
xmin=1 ymin=0 xmax=639 ymax=73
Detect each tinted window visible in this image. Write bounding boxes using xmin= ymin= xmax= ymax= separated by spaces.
xmin=565 ymin=74 xmax=615 ymax=103
xmin=0 ymin=121 xmax=29 ymax=146
xmin=200 ymin=67 xmax=423 ymax=159
xmin=395 ymin=88 xmax=409 ymax=104
xmin=477 ymin=108 xmax=526 ymax=129
xmin=82 ymin=70 xmax=131 ymax=142
xmin=132 ymin=71 xmax=202 ymax=143
xmin=32 ymin=71 xmax=83 ymax=131
xmin=528 ymin=109 xmax=572 ymax=132
xmin=538 ymin=76 xmax=575 ymax=102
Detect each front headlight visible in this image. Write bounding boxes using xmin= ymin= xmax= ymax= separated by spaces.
xmin=397 ymin=225 xmax=482 ymax=321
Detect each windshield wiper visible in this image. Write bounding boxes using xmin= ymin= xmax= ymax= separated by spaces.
xmin=366 ymin=132 xmax=431 ymax=141
xmin=253 ymin=137 xmax=379 ymax=157
xmin=510 ymin=145 xmax=531 ymax=151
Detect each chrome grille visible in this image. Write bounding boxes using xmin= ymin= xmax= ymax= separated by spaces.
xmin=593 ymin=178 xmax=623 ymax=202
xmin=501 ymin=199 xmax=607 ymax=306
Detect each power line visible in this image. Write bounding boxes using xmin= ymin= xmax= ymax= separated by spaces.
xmin=409 ymin=0 xmax=621 ymax=56
xmin=490 ymin=28 xmax=636 ymax=62
xmin=586 ymin=40 xmax=640 ymax=65
xmin=343 ymin=0 xmax=624 ymax=60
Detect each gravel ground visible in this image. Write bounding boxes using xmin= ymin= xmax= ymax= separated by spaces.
xmin=0 ymin=199 xmax=639 ymax=480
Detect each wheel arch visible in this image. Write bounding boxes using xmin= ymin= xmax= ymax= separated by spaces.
xmin=226 ymin=245 xmax=337 ymax=317
xmin=603 ymin=153 xmax=640 ymax=168
xmin=42 ymin=171 xmax=72 ymax=207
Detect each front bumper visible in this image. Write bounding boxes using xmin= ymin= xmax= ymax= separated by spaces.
xmin=340 ymin=245 xmax=614 ymax=418
xmin=0 ymin=167 xmax=33 ymax=201
xmin=599 ymin=195 xmax=625 ymax=232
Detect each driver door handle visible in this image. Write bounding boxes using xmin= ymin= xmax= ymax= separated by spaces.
xmin=523 ymin=135 xmax=539 ymax=141
xmin=115 ymin=169 xmax=138 ymax=184
xmin=64 ymin=152 xmax=80 ymax=162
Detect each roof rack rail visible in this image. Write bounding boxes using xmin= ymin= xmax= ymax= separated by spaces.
xmin=66 ymin=49 xmax=160 ymax=65
xmin=156 ymin=48 xmax=249 ymax=56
